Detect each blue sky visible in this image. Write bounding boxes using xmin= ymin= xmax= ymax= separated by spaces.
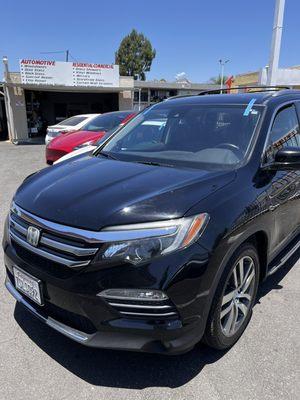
xmin=1 ymin=0 xmax=299 ymax=83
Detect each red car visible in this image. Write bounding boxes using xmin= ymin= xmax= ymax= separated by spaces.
xmin=46 ymin=111 xmax=135 ymax=164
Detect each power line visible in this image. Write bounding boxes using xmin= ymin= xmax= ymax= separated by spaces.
xmin=40 ymin=51 xmax=66 ymax=54
xmin=40 ymin=50 xmax=71 ymax=62
xmin=68 ymin=52 xmax=78 ymax=63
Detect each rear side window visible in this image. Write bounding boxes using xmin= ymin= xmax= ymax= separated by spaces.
xmin=265 ymin=104 xmax=300 ymax=162
xmin=84 ymin=113 xmax=128 ymax=132
xmin=58 ymin=116 xmax=87 ymax=126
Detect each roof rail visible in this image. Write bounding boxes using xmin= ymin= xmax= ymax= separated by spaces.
xmin=165 ymin=94 xmax=197 ymax=101
xmin=198 ymin=86 xmax=291 ymax=95
xmin=271 ymin=88 xmax=300 ymax=97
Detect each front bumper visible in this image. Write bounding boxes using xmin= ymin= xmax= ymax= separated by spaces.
xmin=3 ymin=236 xmax=211 ymax=354
xmin=6 ymin=276 xmax=90 ymax=343
xmin=5 ymin=274 xmax=203 ymax=354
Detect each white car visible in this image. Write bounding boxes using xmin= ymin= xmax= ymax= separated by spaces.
xmin=45 ymin=114 xmax=100 ymax=145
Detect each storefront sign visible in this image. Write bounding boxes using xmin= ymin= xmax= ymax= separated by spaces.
xmin=20 ymin=60 xmax=120 ymax=87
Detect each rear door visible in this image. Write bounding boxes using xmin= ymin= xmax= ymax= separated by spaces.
xmin=264 ymin=103 xmax=300 ymax=254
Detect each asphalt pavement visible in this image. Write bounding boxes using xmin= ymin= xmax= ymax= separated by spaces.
xmin=0 ymin=141 xmax=299 ymax=400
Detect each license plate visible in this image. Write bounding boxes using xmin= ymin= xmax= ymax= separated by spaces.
xmin=13 ymin=267 xmax=43 ymax=305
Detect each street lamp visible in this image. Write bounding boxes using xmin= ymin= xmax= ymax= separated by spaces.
xmin=219 ymin=59 xmax=229 ymax=93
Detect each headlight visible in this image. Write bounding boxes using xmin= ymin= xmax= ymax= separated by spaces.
xmin=74 ymin=140 xmax=95 ymax=150
xmin=96 ymin=213 xmax=209 ymax=265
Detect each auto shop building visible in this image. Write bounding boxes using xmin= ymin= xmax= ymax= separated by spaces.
xmin=2 ymin=58 xmax=217 ymax=142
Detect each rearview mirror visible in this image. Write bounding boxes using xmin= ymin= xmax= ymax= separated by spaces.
xmin=272 ymin=147 xmax=300 ymax=170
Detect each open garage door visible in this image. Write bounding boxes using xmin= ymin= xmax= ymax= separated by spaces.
xmin=0 ymin=92 xmax=8 ymax=140
xmin=25 ymin=90 xmax=119 ymax=137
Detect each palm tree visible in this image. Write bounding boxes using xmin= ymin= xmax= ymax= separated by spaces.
xmin=209 ymin=74 xmax=229 ymax=85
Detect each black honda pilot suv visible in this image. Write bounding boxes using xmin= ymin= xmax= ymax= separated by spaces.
xmin=3 ymin=88 xmax=300 ymax=354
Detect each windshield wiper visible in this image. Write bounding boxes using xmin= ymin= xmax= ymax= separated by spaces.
xmin=97 ymin=151 xmax=119 ymax=160
xmin=135 ymin=160 xmax=174 ymax=168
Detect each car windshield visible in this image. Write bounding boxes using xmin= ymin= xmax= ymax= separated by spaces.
xmin=101 ymin=103 xmax=262 ymax=170
xmin=83 ymin=112 xmax=131 ymax=132
xmin=58 ymin=116 xmax=87 ymax=126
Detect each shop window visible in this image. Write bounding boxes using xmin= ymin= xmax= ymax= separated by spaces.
xmin=134 ymin=90 xmax=148 ymax=102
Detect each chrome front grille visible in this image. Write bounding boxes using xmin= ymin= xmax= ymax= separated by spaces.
xmin=103 ymin=297 xmax=178 ymax=319
xmin=9 ymin=204 xmax=100 ymax=268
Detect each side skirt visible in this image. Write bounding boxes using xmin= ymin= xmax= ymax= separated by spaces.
xmin=267 ymin=234 xmax=300 ymax=276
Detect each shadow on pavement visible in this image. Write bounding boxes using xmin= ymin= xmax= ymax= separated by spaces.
xmin=256 ymin=249 xmax=299 ymax=303
xmin=10 ymin=137 xmax=45 ymax=145
xmin=13 ymin=251 xmax=299 ymax=389
xmin=13 ymin=309 xmax=226 ymax=389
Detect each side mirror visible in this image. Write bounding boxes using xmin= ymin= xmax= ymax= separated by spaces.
xmin=273 ymin=147 xmax=300 ymax=169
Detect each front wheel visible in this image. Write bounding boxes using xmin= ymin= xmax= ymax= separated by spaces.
xmin=204 ymin=243 xmax=260 ymax=350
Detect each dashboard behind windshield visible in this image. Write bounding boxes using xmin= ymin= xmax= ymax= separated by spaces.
xmin=101 ymin=103 xmax=262 ymax=170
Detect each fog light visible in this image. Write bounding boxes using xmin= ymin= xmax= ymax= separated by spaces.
xmin=97 ymin=288 xmax=168 ymax=301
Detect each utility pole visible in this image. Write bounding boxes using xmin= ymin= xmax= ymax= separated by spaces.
xmin=2 ymin=56 xmax=16 ymax=143
xmin=219 ymin=59 xmax=229 ymax=93
xmin=267 ymin=0 xmax=285 ymax=86
xmin=138 ymin=88 xmax=141 ymax=111
xmin=40 ymin=50 xmax=71 ymax=62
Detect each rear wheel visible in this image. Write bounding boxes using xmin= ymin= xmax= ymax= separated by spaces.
xmin=204 ymin=243 xmax=260 ymax=349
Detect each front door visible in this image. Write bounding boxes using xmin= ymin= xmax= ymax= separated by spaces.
xmin=264 ymin=103 xmax=300 ymax=255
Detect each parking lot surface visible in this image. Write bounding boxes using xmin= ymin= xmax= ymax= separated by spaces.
xmin=0 ymin=141 xmax=299 ymax=400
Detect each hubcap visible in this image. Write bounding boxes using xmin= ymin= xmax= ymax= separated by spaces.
xmin=220 ymin=256 xmax=256 ymax=337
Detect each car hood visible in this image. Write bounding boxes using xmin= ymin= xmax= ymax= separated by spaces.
xmin=48 ymin=130 xmax=106 ymax=152
xmin=15 ymin=155 xmax=236 ymax=231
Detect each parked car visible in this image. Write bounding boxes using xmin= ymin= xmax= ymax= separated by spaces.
xmin=3 ymin=88 xmax=300 ymax=355
xmin=45 ymin=114 xmax=100 ymax=145
xmin=46 ymin=111 xmax=135 ymax=164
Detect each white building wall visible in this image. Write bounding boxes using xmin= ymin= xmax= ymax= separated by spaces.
xmin=5 ymin=85 xmax=28 ymax=142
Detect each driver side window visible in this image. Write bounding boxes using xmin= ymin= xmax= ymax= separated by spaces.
xmin=265 ymin=104 xmax=300 ymax=162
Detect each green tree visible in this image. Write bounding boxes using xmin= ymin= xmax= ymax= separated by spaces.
xmin=115 ymin=29 xmax=156 ymax=80
xmin=209 ymin=74 xmax=229 ymax=85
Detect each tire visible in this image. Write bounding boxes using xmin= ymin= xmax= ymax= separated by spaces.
xmin=204 ymin=243 xmax=260 ymax=350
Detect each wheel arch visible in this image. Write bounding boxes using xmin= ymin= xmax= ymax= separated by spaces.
xmin=216 ymin=228 xmax=270 ymax=288
xmin=204 ymin=228 xmax=270 ymax=325
xmin=243 ymin=230 xmax=269 ymax=281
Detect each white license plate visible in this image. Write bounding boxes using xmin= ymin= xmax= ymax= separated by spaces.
xmin=13 ymin=267 xmax=43 ymax=305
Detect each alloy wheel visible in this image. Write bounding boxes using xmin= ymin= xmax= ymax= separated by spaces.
xmin=220 ymin=256 xmax=256 ymax=337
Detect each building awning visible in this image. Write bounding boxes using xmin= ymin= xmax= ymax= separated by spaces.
xmin=134 ymin=80 xmax=219 ymax=91
xmin=5 ymin=83 xmax=133 ymax=93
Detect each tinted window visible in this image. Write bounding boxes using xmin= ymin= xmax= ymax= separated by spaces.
xmin=83 ymin=112 xmax=130 ymax=132
xmin=266 ymin=105 xmax=300 ymax=161
xmin=101 ymin=104 xmax=262 ymax=170
xmin=58 ymin=116 xmax=87 ymax=126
